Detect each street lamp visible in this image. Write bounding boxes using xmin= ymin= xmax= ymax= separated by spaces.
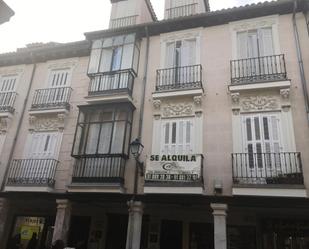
xmin=130 ymin=138 xmax=144 ymax=175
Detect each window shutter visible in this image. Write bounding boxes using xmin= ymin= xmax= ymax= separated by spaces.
xmin=0 ymin=75 xmax=17 ymax=92
xmin=121 ymin=44 xmax=134 ymax=70
xmin=48 ymin=69 xmax=70 ymax=87
xmin=237 ymin=32 xmax=248 ymax=59
xmin=258 ymin=27 xmax=274 ymax=56
xmin=111 ymin=47 xmax=123 ymax=71
xmin=99 ymin=49 xmax=113 ymax=72
xmin=181 ymin=39 xmax=196 ymax=67
xmin=247 ymin=30 xmax=259 ymax=58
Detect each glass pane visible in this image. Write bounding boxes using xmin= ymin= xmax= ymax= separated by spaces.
xmin=271 ymin=116 xmax=278 ymax=140
xmin=102 ymin=111 xmax=114 ymax=122
xmin=263 ymin=117 xmax=269 ymax=140
xmin=73 ymin=125 xmax=83 ymax=155
xmin=179 ymin=121 xmax=183 ymax=144
xmin=186 ymin=121 xmax=191 ymax=144
xmin=256 ymin=143 xmax=263 ymax=168
xmin=85 ymin=124 xmax=100 ymax=154
xmin=124 ymin=34 xmax=135 ymax=44
xmin=115 ymin=110 xmax=127 ymax=120
xmin=246 ymin=118 xmax=252 ymax=141
xmin=103 ymin=37 xmax=113 ymax=48
xmin=165 ymin=123 xmax=170 ymax=144
xmin=98 ymin=123 xmax=113 ymax=154
xmin=111 ymin=47 xmax=123 ymax=71
xmin=88 ymin=48 xmax=101 ymax=74
xmin=254 ymin=117 xmax=260 ymax=140
xmin=172 ymin=122 xmax=177 ymax=144
xmin=89 ymin=111 xmax=101 ymax=122
xmin=92 ymin=40 xmax=102 ymax=49
xmin=113 ymin=35 xmax=125 ymax=46
xmin=124 ymin=123 xmax=131 ymax=155
xmin=111 ymin=121 xmax=125 ymax=153
xmin=248 ymin=144 xmax=254 ymax=169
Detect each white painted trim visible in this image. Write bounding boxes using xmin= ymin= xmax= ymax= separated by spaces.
xmin=29 ymin=108 xmax=69 ymax=115
xmin=229 ymin=80 xmax=291 ymax=92
xmin=232 ymin=187 xmax=307 ymax=198
xmin=152 ymin=89 xmax=203 ymax=99
xmin=144 ymin=186 xmax=203 ymax=194
xmin=68 ymin=184 xmax=125 ymax=193
xmin=4 ymin=186 xmax=54 ymax=192
xmin=229 ymin=15 xmax=280 ymax=60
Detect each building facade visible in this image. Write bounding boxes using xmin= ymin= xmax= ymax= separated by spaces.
xmin=0 ymin=0 xmax=309 ymax=249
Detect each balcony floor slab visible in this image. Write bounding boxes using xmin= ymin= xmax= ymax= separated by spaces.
xmin=144 ymin=186 xmax=203 ymax=194
xmin=4 ymin=186 xmax=54 ymax=192
xmin=153 ymin=88 xmax=204 ymax=99
xmin=68 ymin=183 xmax=125 ymax=193
xmin=232 ymin=185 xmax=307 ymax=198
xmin=229 ymin=80 xmax=291 ymax=92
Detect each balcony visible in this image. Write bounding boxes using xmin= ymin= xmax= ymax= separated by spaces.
xmin=156 ymin=64 xmax=203 ymax=93
xmin=230 ymin=54 xmax=287 ymax=85
xmin=144 ymin=154 xmax=204 ymax=194
xmin=166 ymin=3 xmax=198 ymax=19
xmin=109 ymin=15 xmax=138 ymax=29
xmin=232 ymin=152 xmax=303 ymax=185
xmin=5 ymin=159 xmax=58 ymax=191
xmin=70 ymin=155 xmax=126 ymax=192
xmin=0 ymin=92 xmax=16 ymax=114
xmin=31 ymin=87 xmax=72 ymax=113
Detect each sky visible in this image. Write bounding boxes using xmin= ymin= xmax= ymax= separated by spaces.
xmin=0 ymin=0 xmax=265 ymax=53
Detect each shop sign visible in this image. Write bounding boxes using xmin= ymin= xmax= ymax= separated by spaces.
xmin=145 ymin=154 xmax=202 ymax=182
xmin=21 ymin=225 xmax=40 ymax=240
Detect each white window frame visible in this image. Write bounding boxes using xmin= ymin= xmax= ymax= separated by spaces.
xmin=24 ymin=131 xmax=63 ymax=160
xmin=160 ymin=28 xmax=202 ymax=68
xmin=229 ymin=15 xmax=281 ymax=60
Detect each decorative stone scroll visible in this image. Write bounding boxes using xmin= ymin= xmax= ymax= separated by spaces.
xmin=152 ymin=100 xmax=161 ymax=110
xmin=0 ymin=117 xmax=11 ymax=134
xmin=193 ymin=96 xmax=202 ymax=107
xmin=29 ymin=113 xmax=66 ymax=132
xmin=280 ymin=89 xmax=290 ymax=99
xmin=241 ymin=96 xmax=278 ymax=111
xmin=162 ymin=103 xmax=193 ymax=117
xmin=230 ymin=93 xmax=240 ymax=104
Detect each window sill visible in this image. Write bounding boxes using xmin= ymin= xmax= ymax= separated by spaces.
xmin=152 ymin=88 xmax=204 ymax=99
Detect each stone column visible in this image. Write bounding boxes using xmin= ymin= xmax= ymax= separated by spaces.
xmin=211 ymin=203 xmax=228 ymax=249
xmin=0 ymin=198 xmax=10 ymax=248
xmin=52 ymin=199 xmax=71 ymax=244
xmin=125 ymin=200 xmax=143 ymax=249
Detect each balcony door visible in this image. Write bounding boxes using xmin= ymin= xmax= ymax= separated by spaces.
xmin=165 ymin=39 xmax=196 ymax=84
xmin=46 ymin=68 xmax=71 ymax=104
xmin=161 ymin=119 xmax=194 ymax=155
xmin=26 ymin=132 xmax=61 ymax=159
xmin=242 ymin=114 xmax=283 ymax=177
xmin=237 ymin=28 xmax=274 ymax=77
xmin=0 ymin=74 xmax=17 ymax=108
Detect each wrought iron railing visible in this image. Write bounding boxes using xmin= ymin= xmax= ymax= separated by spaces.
xmin=88 ymin=70 xmax=135 ymax=96
xmin=109 ymin=15 xmax=138 ymax=29
xmin=156 ymin=64 xmax=202 ymax=91
xmin=232 ymin=152 xmax=303 ymax=185
xmin=72 ymin=155 xmax=127 ymax=184
xmin=166 ymin=3 xmax=198 ymax=19
xmin=31 ymin=87 xmax=72 ymax=110
xmin=6 ymin=159 xmax=58 ymax=187
xmin=230 ymin=54 xmax=287 ymax=84
xmin=0 ymin=92 xmax=16 ymax=113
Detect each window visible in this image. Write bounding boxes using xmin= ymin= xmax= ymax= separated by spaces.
xmin=0 ymin=74 xmax=17 ymax=92
xmin=242 ymin=114 xmax=281 ymax=168
xmin=237 ymin=27 xmax=274 ymax=59
xmin=88 ymin=34 xmax=140 ymax=75
xmin=48 ymin=68 xmax=71 ymax=87
xmin=72 ymin=105 xmax=133 ymax=157
xmin=165 ymin=39 xmax=196 ymax=68
xmin=170 ymin=0 xmax=196 ymax=8
xmin=161 ymin=118 xmax=194 ymax=155
xmin=25 ymin=132 xmax=62 ymax=159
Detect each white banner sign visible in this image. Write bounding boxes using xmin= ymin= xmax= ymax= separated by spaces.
xmin=145 ymin=154 xmax=202 ymax=182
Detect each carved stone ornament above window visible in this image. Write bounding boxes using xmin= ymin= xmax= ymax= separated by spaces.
xmin=29 ymin=114 xmax=66 ymax=132
xmin=162 ymin=103 xmax=193 ymax=118
xmin=193 ymin=96 xmax=202 ymax=107
xmin=0 ymin=67 xmax=23 ymax=76
xmin=231 ymin=16 xmax=277 ymax=32
xmin=241 ymin=96 xmax=278 ymax=112
xmin=280 ymin=88 xmax=290 ymax=99
xmin=47 ymin=60 xmax=77 ymax=70
xmin=153 ymin=100 xmax=161 ymax=110
xmin=230 ymin=93 xmax=240 ymax=104
xmin=0 ymin=117 xmax=12 ymax=134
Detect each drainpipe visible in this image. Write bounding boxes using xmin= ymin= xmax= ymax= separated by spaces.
xmin=133 ymin=26 xmax=150 ymax=196
xmin=293 ymin=0 xmax=309 ymax=123
xmin=1 ymin=56 xmax=37 ymax=190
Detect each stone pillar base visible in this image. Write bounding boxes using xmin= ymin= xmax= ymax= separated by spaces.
xmin=211 ymin=203 xmax=228 ymax=249
xmin=52 ymin=199 xmax=71 ymax=245
xmin=126 ymin=200 xmax=143 ymax=249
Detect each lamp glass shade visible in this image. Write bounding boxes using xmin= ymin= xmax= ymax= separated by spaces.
xmin=130 ymin=138 xmax=144 ymax=157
